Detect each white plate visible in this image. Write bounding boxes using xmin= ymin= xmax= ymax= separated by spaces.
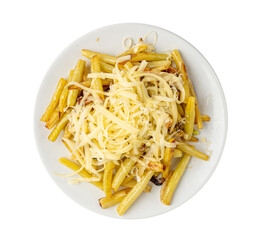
xmin=34 ymin=23 xmax=228 ymax=219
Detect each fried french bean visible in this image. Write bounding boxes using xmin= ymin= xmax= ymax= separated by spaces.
xmin=184 ymin=96 xmax=196 ymax=140
xmin=41 ymin=78 xmax=67 ymax=122
xmin=59 ymin=70 xmax=74 ymax=112
xmin=162 ymin=138 xmax=175 ymax=179
xmin=99 ymin=61 xmax=114 ymax=73
xmin=45 ymin=108 xmax=63 ymax=129
xmin=112 ymin=158 xmax=136 ymax=191
xmin=91 ymin=55 xmax=104 ymax=100
xmin=201 ymin=115 xmax=211 ymax=122
xmin=130 ymin=52 xmax=168 ymax=62
xmin=176 ymin=142 xmax=209 ymax=160
xmin=171 ymin=49 xmax=190 ymax=103
xmin=161 ymin=154 xmax=191 ymax=205
xmin=121 ymin=179 xmax=151 ymax=192
xmin=59 ymin=158 xmax=103 ymax=190
xmin=117 ymin=171 xmax=154 ymax=216
xmin=67 ymin=59 xmax=85 ymax=107
xmin=81 ymin=49 xmax=117 ymax=65
xmin=173 ymin=149 xmax=183 ymax=158
xmin=99 ymin=189 xmax=130 ymax=209
xmin=48 ymin=111 xmax=70 ymax=142
xmin=103 ymin=161 xmax=115 ymax=197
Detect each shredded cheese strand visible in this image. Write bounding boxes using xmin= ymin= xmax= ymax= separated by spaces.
xmin=61 ymin=35 xmax=185 ymax=182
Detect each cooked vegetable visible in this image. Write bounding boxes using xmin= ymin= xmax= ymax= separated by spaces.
xmin=121 ymin=179 xmax=151 ymax=192
xmin=112 ymin=159 xmax=136 ymax=191
xmin=171 ymin=49 xmax=190 ymax=103
xmin=184 ymin=96 xmax=196 ymax=140
xmin=45 ymin=107 xmax=63 ymax=129
xmin=99 ymin=61 xmax=114 ymax=73
xmin=68 ymin=79 xmax=112 ymax=90
xmin=59 ymin=70 xmax=74 ymax=112
xmin=81 ymin=49 xmax=117 ymax=65
xmin=41 ymin=35 xmax=211 ymax=216
xmin=117 ymin=171 xmax=154 ymax=216
xmin=41 ymin=78 xmax=67 ymax=122
xmin=103 ymin=161 xmax=115 ymax=197
xmin=48 ymin=110 xmax=70 ymax=142
xmin=99 ymin=189 xmax=130 ymax=209
xmin=91 ymin=55 xmax=104 ymax=100
xmin=177 ymin=103 xmax=185 ymax=117
xmin=192 ymin=129 xmax=200 ymax=135
xmin=177 ymin=142 xmax=209 ymax=160
xmin=59 ymin=158 xmax=103 ymax=190
xmin=130 ymin=52 xmax=168 ymax=62
xmin=201 ymin=115 xmax=211 ymax=122
xmin=162 ymin=138 xmax=175 ymax=179
xmin=63 ymin=123 xmax=72 ymax=139
xmin=173 ymin=149 xmax=183 ymax=158
xmin=67 ymin=59 xmax=85 ymax=107
xmin=161 ymin=154 xmax=191 ymax=205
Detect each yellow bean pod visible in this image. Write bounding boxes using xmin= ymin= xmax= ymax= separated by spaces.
xmin=176 ymin=142 xmax=209 ymax=160
xmin=103 ymin=161 xmax=115 ymax=197
xmin=67 ymin=59 xmax=85 ymax=107
xmin=99 ymin=189 xmax=130 ymax=209
xmin=121 ymin=179 xmax=151 ymax=192
xmin=63 ymin=123 xmax=72 ymax=139
xmin=48 ymin=111 xmax=70 ymax=142
xmin=162 ymin=138 xmax=175 ymax=179
xmin=81 ymin=49 xmax=117 ymax=65
xmin=161 ymin=154 xmax=191 ymax=205
xmin=59 ymin=70 xmax=74 ymax=112
xmin=122 ymin=174 xmax=134 ymax=185
xmin=118 ymin=44 xmax=148 ymax=57
xmin=117 ymin=171 xmax=154 ymax=216
xmin=192 ymin=129 xmax=200 ymax=135
xmin=177 ymin=103 xmax=185 ymax=117
xmin=59 ymin=158 xmax=103 ymax=191
xmin=187 ymin=75 xmax=203 ymax=129
xmin=171 ymin=49 xmax=190 ymax=103
xmin=173 ymin=149 xmax=182 ymax=158
xmin=184 ymin=96 xmax=196 ymax=140
xmin=41 ymin=78 xmax=67 ymax=122
xmin=130 ymin=52 xmax=168 ymax=62
xmin=45 ymin=108 xmax=63 ymax=130
xmin=99 ymin=61 xmax=114 ymax=73
xmin=112 ymin=158 xmax=136 ymax=191
xmin=91 ymin=55 xmax=104 ymax=100
xmin=201 ymin=115 xmax=211 ymax=122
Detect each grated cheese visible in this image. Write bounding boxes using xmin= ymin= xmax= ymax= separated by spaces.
xmin=62 ymin=42 xmax=186 ymax=183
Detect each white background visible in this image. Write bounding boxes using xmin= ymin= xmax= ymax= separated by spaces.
xmin=1 ymin=0 xmax=255 ymax=239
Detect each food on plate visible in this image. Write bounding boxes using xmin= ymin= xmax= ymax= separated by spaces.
xmin=41 ymin=35 xmax=210 ymax=215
